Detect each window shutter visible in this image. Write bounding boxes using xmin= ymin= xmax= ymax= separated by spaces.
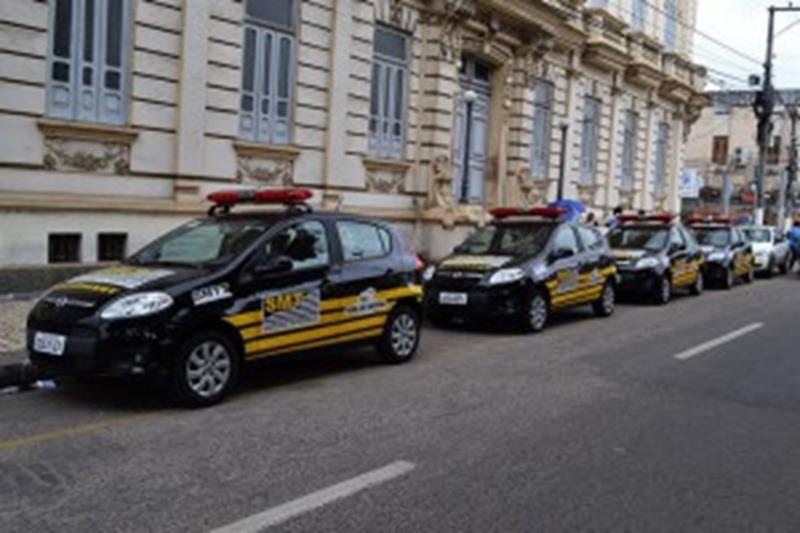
xmin=272 ymin=34 xmax=293 ymax=144
xmin=239 ymin=27 xmax=259 ymax=140
xmin=452 ymin=96 xmax=467 ymax=201
xmin=466 ymin=97 xmax=489 ymax=203
xmin=47 ymin=0 xmax=79 ymax=120
xmin=97 ymin=0 xmax=128 ymax=125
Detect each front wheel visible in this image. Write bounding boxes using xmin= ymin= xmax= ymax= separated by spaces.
xmin=520 ymin=290 xmax=549 ymax=333
xmin=653 ymin=276 xmax=672 ymax=305
xmin=779 ymin=254 xmax=790 ymax=275
xmin=690 ymin=271 xmax=704 ymax=296
xmin=722 ymin=267 xmax=735 ymax=289
xmin=172 ymin=331 xmax=240 ymax=408
xmin=592 ymin=282 xmax=616 ymax=317
xmin=743 ymin=265 xmax=755 ymax=284
xmin=377 ymin=306 xmax=421 ymax=364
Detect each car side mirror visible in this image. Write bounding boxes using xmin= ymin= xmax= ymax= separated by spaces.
xmin=548 ymin=247 xmax=574 ymax=263
xmin=254 ymin=255 xmax=293 ymax=276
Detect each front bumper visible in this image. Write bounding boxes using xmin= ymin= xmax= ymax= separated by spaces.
xmin=424 ymin=282 xmax=526 ymax=320
xmin=27 ymin=320 xmax=176 ymax=378
xmin=615 ymin=268 xmax=661 ymax=295
xmin=753 ymin=254 xmax=771 ymax=271
xmin=702 ymin=261 xmax=730 ymax=281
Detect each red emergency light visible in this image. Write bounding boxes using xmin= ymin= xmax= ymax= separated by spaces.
xmin=490 ymin=207 xmax=566 ymax=219
xmin=688 ymin=214 xmax=730 ymax=225
xmin=207 ymin=188 xmax=313 ymax=206
xmin=618 ymin=212 xmax=675 ymax=224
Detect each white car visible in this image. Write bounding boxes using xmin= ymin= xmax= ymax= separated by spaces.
xmin=740 ymin=225 xmax=793 ymax=276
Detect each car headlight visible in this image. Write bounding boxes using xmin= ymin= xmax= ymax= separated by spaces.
xmin=707 ymin=252 xmax=728 ymax=262
xmin=422 ymin=265 xmax=436 ymax=283
xmin=635 ymin=257 xmax=660 ymax=270
xmin=100 ymin=292 xmax=174 ymax=320
xmin=487 ymin=268 xmax=526 ymax=285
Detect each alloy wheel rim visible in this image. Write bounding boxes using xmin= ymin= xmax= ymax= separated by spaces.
xmin=603 ymin=285 xmax=615 ymax=312
xmin=391 ymin=313 xmax=418 ymax=357
xmin=186 ymin=341 xmax=231 ymax=398
xmin=662 ymin=278 xmax=671 ymax=302
xmin=530 ymin=296 xmax=547 ymax=330
xmin=696 ymin=273 xmax=703 ymax=292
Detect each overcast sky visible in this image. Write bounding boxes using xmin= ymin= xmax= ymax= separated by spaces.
xmin=696 ymin=0 xmax=800 ymax=90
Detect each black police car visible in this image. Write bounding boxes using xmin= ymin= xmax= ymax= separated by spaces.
xmin=688 ymin=217 xmax=754 ymax=289
xmin=423 ymin=207 xmax=617 ymax=333
xmin=27 ymin=189 xmax=423 ymax=406
xmin=607 ymin=213 xmax=705 ymax=304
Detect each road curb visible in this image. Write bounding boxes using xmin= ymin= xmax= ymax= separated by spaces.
xmin=0 ymin=362 xmax=49 ymax=389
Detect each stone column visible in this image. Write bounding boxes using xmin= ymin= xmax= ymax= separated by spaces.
xmin=323 ymin=0 xmax=354 ymax=189
xmin=604 ymin=84 xmax=623 ymax=213
xmin=176 ymin=0 xmax=209 ymax=179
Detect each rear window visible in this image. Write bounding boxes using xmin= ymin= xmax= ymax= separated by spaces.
xmin=336 ymin=221 xmax=392 ymax=261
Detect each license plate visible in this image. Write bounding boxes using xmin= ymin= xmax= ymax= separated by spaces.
xmin=439 ymin=292 xmax=468 ymax=305
xmin=33 ymin=332 xmax=66 ymax=356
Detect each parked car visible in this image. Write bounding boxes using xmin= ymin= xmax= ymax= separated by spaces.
xmin=607 ymin=213 xmax=705 ymax=305
xmin=27 ymin=189 xmax=423 ymax=406
xmin=688 ymin=217 xmax=754 ymax=289
xmin=423 ymin=207 xmax=617 ymax=333
xmin=740 ymin=225 xmax=792 ymax=276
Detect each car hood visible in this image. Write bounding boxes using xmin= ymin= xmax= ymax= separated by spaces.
xmin=41 ymin=265 xmax=207 ymax=310
xmin=610 ymin=248 xmax=649 ymax=262
xmin=750 ymin=242 xmax=773 ymax=254
xmin=437 ymin=254 xmax=516 ymax=272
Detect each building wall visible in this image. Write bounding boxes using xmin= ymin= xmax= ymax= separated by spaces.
xmin=0 ymin=0 xmax=705 ymax=265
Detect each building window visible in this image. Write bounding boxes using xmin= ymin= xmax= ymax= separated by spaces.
xmin=239 ymin=0 xmax=296 ymax=144
xmin=98 ymin=233 xmax=127 ymax=261
xmin=654 ymin=122 xmax=670 ymax=193
xmin=46 ymin=0 xmax=131 ymax=125
xmin=48 ymin=233 xmax=81 ymax=264
xmin=663 ymin=0 xmax=678 ymax=50
xmin=368 ymin=26 xmax=409 ymax=160
xmin=620 ymin=110 xmax=638 ymax=190
xmin=767 ymin=136 xmax=782 ymax=165
xmin=580 ymin=96 xmax=601 ymax=185
xmin=711 ymin=135 xmax=729 ymax=165
xmin=631 ymin=0 xmax=647 ymax=31
xmin=530 ymin=81 xmax=554 ymax=179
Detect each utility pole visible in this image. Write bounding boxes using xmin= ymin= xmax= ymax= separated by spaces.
xmin=754 ymin=5 xmax=800 ymax=225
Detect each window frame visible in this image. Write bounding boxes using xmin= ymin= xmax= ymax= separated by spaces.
xmin=711 ymin=135 xmax=729 ymax=165
xmin=238 ymin=0 xmax=297 ymax=145
xmin=97 ymin=232 xmax=128 ymax=262
xmin=48 ymin=233 xmax=82 ymax=264
xmin=335 ymin=220 xmax=394 ymax=263
xmin=580 ymin=96 xmax=601 ymax=185
xmin=45 ymin=0 xmax=132 ymax=125
xmin=620 ymin=110 xmax=639 ymax=190
xmin=368 ymin=25 xmax=410 ymax=161
xmin=663 ymin=0 xmax=678 ymax=50
xmin=261 ymin=219 xmax=332 ymax=273
xmin=530 ymin=81 xmax=554 ymax=180
xmin=654 ymin=122 xmax=670 ymax=194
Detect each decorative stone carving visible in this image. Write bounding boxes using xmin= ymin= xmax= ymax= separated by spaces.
xmin=43 ymin=138 xmax=129 ymax=175
xmin=236 ymin=157 xmax=293 ymax=186
xmin=516 ymin=168 xmax=551 ymax=208
xmin=519 ymin=34 xmax=556 ymax=86
xmin=429 ymin=153 xmax=455 ymax=209
xmin=366 ymin=167 xmax=406 ymax=194
xmin=374 ymin=0 xmax=418 ymax=33
xmin=575 ymin=183 xmax=600 ymax=206
xmin=436 ymin=0 xmax=476 ymax=61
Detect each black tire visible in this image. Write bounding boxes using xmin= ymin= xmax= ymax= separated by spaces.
xmin=172 ymin=330 xmax=240 ymax=408
xmin=779 ymin=255 xmax=790 ymax=275
xmin=377 ymin=305 xmax=421 ymax=364
xmin=722 ymin=266 xmax=735 ymax=289
xmin=592 ymin=282 xmax=616 ymax=317
xmin=765 ymin=256 xmax=776 ymax=278
xmin=744 ymin=265 xmax=755 ymax=284
xmin=520 ymin=290 xmax=549 ymax=333
xmin=652 ymin=276 xmax=672 ymax=305
xmin=689 ymin=271 xmax=704 ymax=296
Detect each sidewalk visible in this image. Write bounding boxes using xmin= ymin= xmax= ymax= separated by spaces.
xmin=0 ymin=297 xmax=35 ymax=360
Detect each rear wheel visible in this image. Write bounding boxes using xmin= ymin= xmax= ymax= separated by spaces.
xmin=690 ymin=271 xmax=704 ymax=296
xmin=520 ymin=290 xmax=549 ymax=333
xmin=377 ymin=305 xmax=421 ymax=364
xmin=592 ymin=282 xmax=615 ymax=317
xmin=743 ymin=265 xmax=755 ymax=284
xmin=779 ymin=254 xmax=790 ymax=275
xmin=765 ymin=256 xmax=776 ymax=278
xmin=172 ymin=331 xmax=240 ymax=408
xmin=653 ymin=276 xmax=671 ymax=305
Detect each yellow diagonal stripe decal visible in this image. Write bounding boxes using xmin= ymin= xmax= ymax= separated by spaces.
xmin=248 ymin=328 xmax=384 ymax=361
xmin=245 ymin=315 xmax=387 ymax=354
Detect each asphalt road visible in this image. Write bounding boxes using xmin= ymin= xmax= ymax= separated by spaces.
xmin=2 ymin=276 xmax=800 ymax=532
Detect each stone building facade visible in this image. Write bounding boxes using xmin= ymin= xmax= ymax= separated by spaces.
xmin=684 ymin=90 xmax=800 ymax=216
xmin=0 ymin=0 xmax=705 ymax=265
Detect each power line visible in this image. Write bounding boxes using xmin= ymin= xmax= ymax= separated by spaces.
xmin=639 ymin=0 xmax=763 ymax=66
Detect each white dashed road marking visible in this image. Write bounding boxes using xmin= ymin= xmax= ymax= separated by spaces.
xmin=673 ymin=322 xmax=764 ymax=361
xmin=210 ymin=460 xmax=416 ymax=533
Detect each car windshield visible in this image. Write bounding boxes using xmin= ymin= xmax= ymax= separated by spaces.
xmin=694 ymin=228 xmax=730 ymax=247
xmin=128 ymin=218 xmax=269 ymax=268
xmin=455 ymin=223 xmax=554 ymax=256
xmin=608 ymin=226 xmax=669 ymax=252
xmin=742 ymin=228 xmax=771 ymax=243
